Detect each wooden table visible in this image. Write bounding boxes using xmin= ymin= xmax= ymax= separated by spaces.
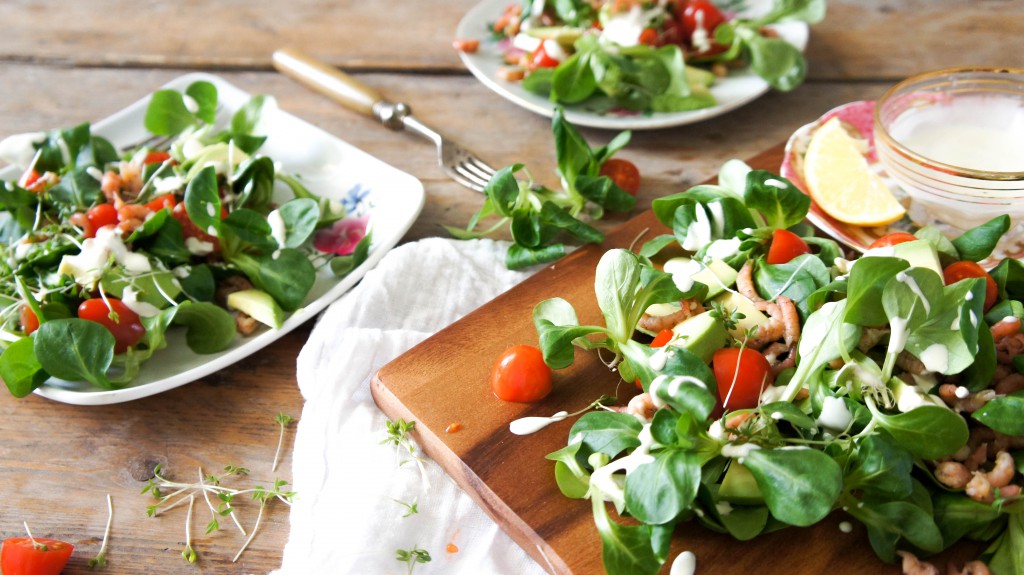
xmin=0 ymin=2 xmax=1020 ymax=573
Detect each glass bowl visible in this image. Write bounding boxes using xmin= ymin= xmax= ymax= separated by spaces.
xmin=874 ymin=67 xmax=1024 ymax=254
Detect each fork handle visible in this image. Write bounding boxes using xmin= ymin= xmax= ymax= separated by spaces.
xmin=272 ymin=47 xmax=410 ymax=129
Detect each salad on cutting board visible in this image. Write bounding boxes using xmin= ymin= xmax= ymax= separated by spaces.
xmin=0 ymin=79 xmax=370 ymax=398
xmin=499 ymin=157 xmax=1024 ymax=575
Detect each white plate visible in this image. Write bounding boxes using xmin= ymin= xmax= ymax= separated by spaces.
xmin=5 ymin=73 xmax=425 ymax=405
xmin=455 ymin=0 xmax=809 ymax=130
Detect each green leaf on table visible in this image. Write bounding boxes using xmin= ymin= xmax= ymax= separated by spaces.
xmin=953 ymin=215 xmax=1010 ymax=262
xmin=533 ymin=297 xmax=608 ymax=369
xmin=844 ymin=432 xmax=914 ymax=499
xmin=592 ymin=497 xmax=662 ymax=575
xmin=231 ymin=94 xmax=269 ymax=135
xmin=569 ymin=411 xmax=642 ymax=459
xmin=853 ymin=500 xmax=944 ymax=563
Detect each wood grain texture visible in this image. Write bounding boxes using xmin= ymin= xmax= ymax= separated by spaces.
xmin=1 ymin=1 xmax=1020 ymax=79
xmin=0 ymin=325 xmax=308 ymax=574
xmin=372 ymin=146 xmax=985 ymax=575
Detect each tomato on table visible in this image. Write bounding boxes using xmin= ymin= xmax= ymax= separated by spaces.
xmin=1 ymin=537 xmax=74 ymax=575
xmin=943 ymin=260 xmax=998 ymax=312
xmin=712 ymin=347 xmax=772 ymax=411
xmin=868 ymin=232 xmax=917 ymax=249
xmin=766 ymin=228 xmax=811 ymax=265
xmin=490 ymin=344 xmax=552 ymax=402
xmin=598 ymin=158 xmax=641 ymax=196
xmin=78 ymin=298 xmax=146 ymax=354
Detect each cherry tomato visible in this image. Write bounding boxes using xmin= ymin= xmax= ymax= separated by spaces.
xmin=490 ymin=344 xmax=552 ymax=402
xmin=78 ymin=298 xmax=146 ymax=354
xmin=712 ymin=347 xmax=772 ymax=411
xmin=638 ymin=28 xmax=658 ymax=46
xmin=943 ymin=260 xmax=998 ymax=312
xmin=680 ymin=0 xmax=727 ymax=38
xmin=528 ymin=43 xmax=560 ymax=70
xmin=19 ymin=305 xmax=39 ymax=335
xmin=1 ymin=537 xmax=74 ymax=575
xmin=84 ymin=203 xmax=119 ymax=239
xmin=650 ymin=329 xmax=674 ymax=348
xmin=143 ymin=151 xmax=172 ymax=165
xmin=144 ymin=193 xmax=177 ymax=212
xmin=868 ymin=232 xmax=917 ymax=249
xmin=17 ymin=169 xmax=41 ymax=190
xmin=171 ymin=203 xmax=221 ymax=252
xmin=598 ymin=158 xmax=641 ymax=196
xmin=766 ymin=228 xmax=811 ymax=265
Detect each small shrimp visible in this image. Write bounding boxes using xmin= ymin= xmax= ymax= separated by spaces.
xmin=747 ymin=296 xmax=800 ymax=350
xmin=118 ymin=160 xmax=143 ymax=197
xmin=897 ymin=551 xmax=941 ymax=575
xmin=995 ymin=373 xmax=1024 ymax=395
xmin=986 ymin=451 xmax=1015 ymax=488
xmin=995 ymin=332 xmax=1024 ymax=365
xmin=934 ymin=461 xmax=971 ymax=489
xmin=235 ymin=312 xmax=259 ymax=336
xmin=763 ymin=341 xmax=796 ymax=376
xmin=897 ymin=351 xmax=928 ymax=375
xmin=737 ymin=261 xmax=763 ymax=302
xmin=964 ymin=443 xmax=989 ymax=472
xmin=965 ymin=472 xmax=994 ymax=503
xmin=949 ymin=561 xmax=992 ymax=575
xmin=100 ymin=171 xmax=123 ymax=199
xmin=858 ymin=326 xmax=889 ymax=352
xmin=637 ymin=298 xmax=705 ymax=333
xmin=614 ymin=392 xmax=656 ymax=421
xmin=117 ymin=203 xmax=151 ymax=235
xmin=939 ymin=384 xmax=996 ymax=413
xmin=991 ymin=316 xmax=1022 ymax=340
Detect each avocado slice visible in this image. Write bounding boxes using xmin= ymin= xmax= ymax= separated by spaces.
xmin=890 ymin=239 xmax=943 ymax=279
xmin=685 ymin=65 xmax=716 ymax=88
xmin=719 ymin=462 xmax=764 ymax=505
xmin=711 ymin=292 xmax=770 ymax=339
xmin=226 ymin=289 xmax=284 ymax=329
xmin=664 ymin=257 xmax=739 ymax=300
xmin=670 ymin=311 xmax=729 ymax=363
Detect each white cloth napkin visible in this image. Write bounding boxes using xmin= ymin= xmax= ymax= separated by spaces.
xmin=273 ymin=238 xmax=549 ymax=575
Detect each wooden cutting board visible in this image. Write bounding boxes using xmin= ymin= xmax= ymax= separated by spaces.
xmin=371 ymin=145 xmax=982 ymax=574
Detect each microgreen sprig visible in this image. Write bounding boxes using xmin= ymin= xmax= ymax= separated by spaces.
xmin=395 ymin=546 xmax=432 ymax=574
xmin=392 ymin=497 xmax=419 ymax=518
xmin=88 ymin=494 xmax=113 ymax=569
xmin=382 ymin=419 xmax=430 ymax=491
xmin=272 ymin=413 xmax=295 ymax=472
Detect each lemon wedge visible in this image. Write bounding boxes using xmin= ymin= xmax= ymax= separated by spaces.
xmin=803 ymin=117 xmax=906 ymax=226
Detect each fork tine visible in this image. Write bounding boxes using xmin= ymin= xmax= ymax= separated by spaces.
xmin=459 ymin=159 xmax=496 ymax=183
xmin=467 ymin=156 xmax=497 ymax=177
xmin=445 ymin=166 xmax=486 ymax=192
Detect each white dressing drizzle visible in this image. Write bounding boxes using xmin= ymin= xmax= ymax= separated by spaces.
xmin=267 ymin=209 xmax=288 ymax=249
xmin=955 ymin=386 xmax=971 ymax=399
xmin=664 ymin=257 xmax=704 ymax=293
xmin=509 ymin=411 xmax=569 ymax=435
xmin=121 ymin=286 xmax=162 ymax=318
xmin=896 ymin=271 xmax=930 ymax=314
xmin=919 ymin=343 xmax=949 ymax=373
xmin=706 ymin=238 xmax=742 ymax=260
xmin=649 ymin=374 xmax=707 ymax=409
xmin=888 ymin=317 xmax=910 ymax=356
xmin=706 ymin=201 xmax=725 ymax=238
xmin=817 ymin=396 xmax=853 ymax=432
xmin=670 ymin=550 xmax=697 ymax=575
xmin=681 ymin=205 xmax=712 ymax=252
xmin=839 ymin=521 xmax=853 ymax=534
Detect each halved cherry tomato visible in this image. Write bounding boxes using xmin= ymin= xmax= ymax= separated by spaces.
xmin=868 ymin=232 xmax=917 ymax=249
xmin=680 ymin=0 xmax=727 ymax=39
xmin=143 ymin=151 xmax=172 ymax=165
xmin=528 ymin=43 xmax=560 ymax=70
xmin=650 ymin=329 xmax=674 ymax=348
xmin=171 ymin=203 xmax=221 ymax=252
xmin=766 ymin=228 xmax=811 ymax=265
xmin=84 ymin=203 xmax=119 ymax=239
xmin=943 ymin=260 xmax=998 ymax=312
xmin=78 ymin=298 xmax=146 ymax=354
xmin=17 ymin=169 xmax=41 ymax=190
xmin=490 ymin=344 xmax=552 ymax=402
xmin=1 ymin=537 xmax=74 ymax=575
xmin=599 ymin=158 xmax=641 ymax=196
xmin=638 ymin=28 xmax=659 ymax=46
xmin=19 ymin=305 xmax=39 ymax=336
xmin=712 ymin=347 xmax=772 ymax=411
xmin=144 ymin=193 xmax=177 ymax=212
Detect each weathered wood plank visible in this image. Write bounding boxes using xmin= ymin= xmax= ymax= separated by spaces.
xmin=1 ymin=1 xmax=1020 ymax=79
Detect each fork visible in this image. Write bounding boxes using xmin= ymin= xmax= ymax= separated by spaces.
xmin=271 ymin=47 xmax=497 ymax=192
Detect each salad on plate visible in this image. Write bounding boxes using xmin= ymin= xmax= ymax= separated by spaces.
xmin=520 ymin=159 xmax=1024 ymax=574
xmin=466 ymin=0 xmax=824 ymax=117
xmin=0 ymin=80 xmax=371 ymax=398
